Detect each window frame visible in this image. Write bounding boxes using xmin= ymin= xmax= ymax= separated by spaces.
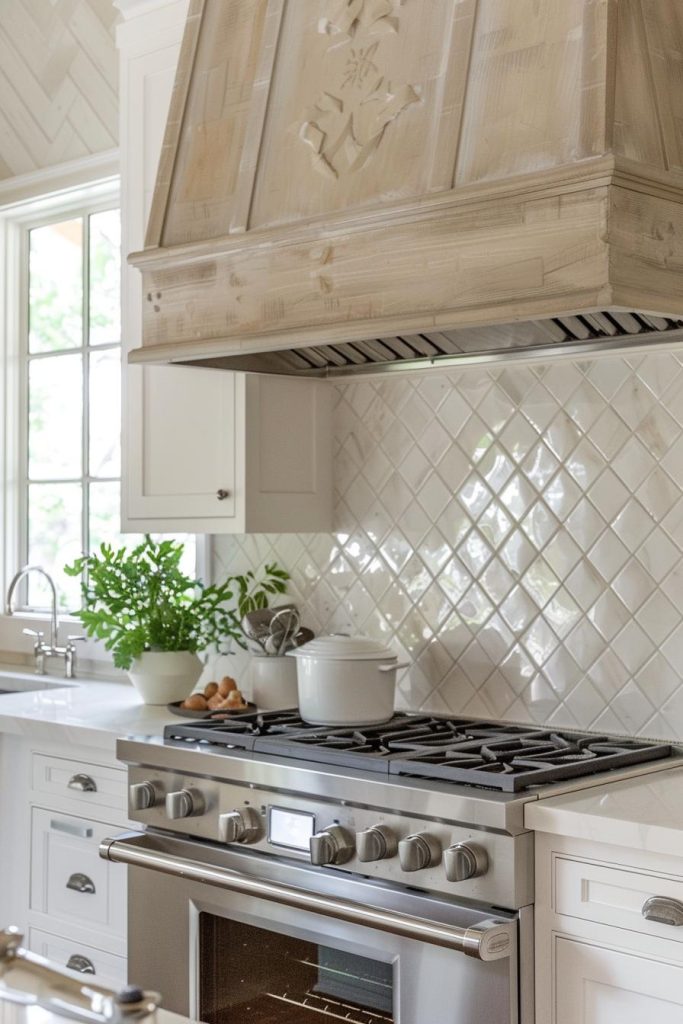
xmin=20 ymin=198 xmax=122 ymax=612
xmin=0 ymin=174 xmax=208 ymax=668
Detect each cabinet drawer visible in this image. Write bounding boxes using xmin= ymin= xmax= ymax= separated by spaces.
xmin=32 ymin=754 xmax=126 ymax=817
xmin=28 ymin=928 xmax=126 ymax=990
xmin=555 ymin=854 xmax=683 ymax=944
xmin=555 ymin=936 xmax=683 ymax=1022
xmin=30 ymin=809 xmax=126 ymax=940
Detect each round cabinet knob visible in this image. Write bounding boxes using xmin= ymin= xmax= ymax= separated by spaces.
xmin=129 ymin=782 xmax=157 ymax=812
xmin=356 ymin=824 xmax=398 ymax=863
xmin=218 ymin=807 xmax=262 ymax=845
xmin=398 ymin=832 xmax=441 ymax=873
xmin=165 ymin=789 xmax=205 ymax=820
xmin=444 ymin=843 xmax=488 ymax=883
xmin=310 ymin=825 xmax=355 ymax=866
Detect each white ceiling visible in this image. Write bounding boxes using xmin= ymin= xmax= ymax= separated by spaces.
xmin=0 ymin=0 xmax=118 ymax=181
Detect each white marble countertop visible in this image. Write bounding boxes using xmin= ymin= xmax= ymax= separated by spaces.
xmin=525 ymin=766 xmax=683 ymax=856
xmin=0 ymin=666 xmax=177 ymax=753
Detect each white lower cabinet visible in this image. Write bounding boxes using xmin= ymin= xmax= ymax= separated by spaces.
xmin=30 ymin=808 xmax=126 ymax=948
xmin=0 ymin=736 xmax=130 ymax=986
xmin=555 ymin=938 xmax=683 ymax=1023
xmin=29 ymin=928 xmax=127 ymax=989
xmin=535 ymin=833 xmax=683 ymax=1024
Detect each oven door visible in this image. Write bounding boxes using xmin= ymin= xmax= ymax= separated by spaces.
xmin=102 ymin=831 xmax=519 ymax=1024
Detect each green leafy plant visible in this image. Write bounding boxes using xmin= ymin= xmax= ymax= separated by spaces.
xmin=65 ymin=536 xmax=289 ymax=670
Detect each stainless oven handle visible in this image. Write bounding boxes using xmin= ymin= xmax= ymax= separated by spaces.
xmin=101 ymin=835 xmax=514 ymax=962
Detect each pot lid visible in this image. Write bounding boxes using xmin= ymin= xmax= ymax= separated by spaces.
xmin=288 ymin=634 xmax=397 ymax=661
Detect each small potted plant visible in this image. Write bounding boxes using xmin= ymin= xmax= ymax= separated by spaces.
xmin=65 ymin=536 xmax=289 ymax=705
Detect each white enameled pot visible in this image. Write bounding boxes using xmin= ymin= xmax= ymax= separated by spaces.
xmin=287 ymin=635 xmax=409 ymax=726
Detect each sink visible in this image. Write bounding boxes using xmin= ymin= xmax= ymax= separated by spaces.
xmin=0 ymin=672 xmax=74 ymax=695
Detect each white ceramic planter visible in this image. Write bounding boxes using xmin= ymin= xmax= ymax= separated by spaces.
xmin=128 ymin=651 xmax=203 ymax=705
xmin=288 ymin=635 xmax=409 ymax=726
xmin=250 ymin=655 xmax=298 ymax=710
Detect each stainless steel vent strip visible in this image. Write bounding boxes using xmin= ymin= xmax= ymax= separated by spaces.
xmin=100 ymin=836 xmax=515 ymax=962
xmin=277 ymin=331 xmax=683 ymax=379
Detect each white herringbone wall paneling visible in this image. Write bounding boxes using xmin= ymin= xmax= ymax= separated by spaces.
xmin=212 ymin=350 xmax=683 ymax=743
xmin=0 ymin=0 xmax=118 ymax=180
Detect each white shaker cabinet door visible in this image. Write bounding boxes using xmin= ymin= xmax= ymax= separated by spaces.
xmin=118 ymin=1 xmax=331 ymax=533
xmin=119 ymin=0 xmax=238 ymax=533
xmin=127 ymin=364 xmax=238 ymax=523
xmin=555 ymin=937 xmax=683 ymax=1023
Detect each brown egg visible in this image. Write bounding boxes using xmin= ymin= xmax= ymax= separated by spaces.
xmin=207 ymin=693 xmax=225 ymax=710
xmin=182 ymin=693 xmax=207 ymax=711
xmin=225 ymin=688 xmax=246 ymax=707
xmin=218 ymin=676 xmax=238 ymax=697
xmin=204 ymin=681 xmax=219 ymax=699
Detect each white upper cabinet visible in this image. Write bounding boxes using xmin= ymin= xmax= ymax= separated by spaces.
xmin=117 ymin=0 xmax=331 ymax=533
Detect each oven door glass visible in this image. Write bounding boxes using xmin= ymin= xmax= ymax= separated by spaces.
xmin=198 ymin=913 xmax=394 ymax=1023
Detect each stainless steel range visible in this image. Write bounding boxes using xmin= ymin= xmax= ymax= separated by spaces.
xmin=102 ymin=713 xmax=678 ymax=1024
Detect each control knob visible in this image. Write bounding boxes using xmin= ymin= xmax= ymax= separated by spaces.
xmin=218 ymin=807 xmax=262 ymax=845
xmin=165 ymin=789 xmax=205 ymax=820
xmin=129 ymin=781 xmax=158 ymax=811
xmin=356 ymin=824 xmax=398 ymax=862
xmin=398 ymin=832 xmax=441 ymax=872
xmin=444 ymin=843 xmax=488 ymax=882
xmin=310 ymin=825 xmax=355 ymax=866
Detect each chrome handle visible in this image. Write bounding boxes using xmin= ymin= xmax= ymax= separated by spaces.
xmin=642 ymin=896 xmax=683 ymax=927
xmin=50 ymin=819 xmax=93 ymax=839
xmin=216 ymin=489 xmax=230 ymax=501
xmin=22 ymin=628 xmax=44 ymax=639
xmin=100 ymin=835 xmax=515 ymax=962
xmin=66 ymin=954 xmax=96 ymax=975
xmin=68 ymin=773 xmax=97 ymax=793
xmin=66 ymin=873 xmax=96 ymax=895
xmin=378 ymin=661 xmax=410 ymax=673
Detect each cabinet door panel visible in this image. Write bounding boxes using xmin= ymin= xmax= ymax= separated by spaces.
xmin=556 ymin=937 xmax=683 ymax=1023
xmin=128 ymin=365 xmax=237 ymax=519
xmin=29 ymin=928 xmax=126 ymax=989
xmin=30 ymin=808 xmax=126 ymax=941
xmin=121 ymin=2 xmax=239 ymax=530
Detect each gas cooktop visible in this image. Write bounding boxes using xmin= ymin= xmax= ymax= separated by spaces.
xmin=163 ymin=711 xmax=672 ymax=793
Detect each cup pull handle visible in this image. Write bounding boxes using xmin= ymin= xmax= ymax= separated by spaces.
xmin=642 ymin=896 xmax=683 ymax=927
xmin=66 ymin=872 xmax=96 ymax=895
xmin=66 ymin=954 xmax=96 ymax=975
xmin=68 ymin=773 xmax=97 ymax=793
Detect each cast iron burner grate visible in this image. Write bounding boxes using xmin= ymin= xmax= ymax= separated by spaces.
xmin=162 ymin=712 xmax=672 ymax=789
xmin=388 ymin=732 xmax=672 ymax=791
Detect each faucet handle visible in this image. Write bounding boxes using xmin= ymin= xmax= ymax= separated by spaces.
xmin=22 ymin=627 xmax=44 ymax=640
xmin=67 ymin=635 xmax=86 ymax=645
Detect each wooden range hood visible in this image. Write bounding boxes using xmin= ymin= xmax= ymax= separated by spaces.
xmin=129 ymin=0 xmax=683 ymax=377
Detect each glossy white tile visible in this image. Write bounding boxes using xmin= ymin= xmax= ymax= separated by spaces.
xmin=214 ymin=351 xmax=683 ymax=740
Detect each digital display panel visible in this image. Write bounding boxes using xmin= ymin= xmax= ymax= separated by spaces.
xmin=268 ymin=806 xmax=315 ymax=851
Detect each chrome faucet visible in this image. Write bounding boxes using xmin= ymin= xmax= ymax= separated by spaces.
xmin=5 ymin=565 xmax=85 ymax=678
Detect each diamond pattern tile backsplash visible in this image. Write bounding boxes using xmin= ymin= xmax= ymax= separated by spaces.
xmin=212 ymin=350 xmax=683 ymax=741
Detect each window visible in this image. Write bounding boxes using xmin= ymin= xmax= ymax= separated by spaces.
xmin=8 ymin=191 xmax=196 ymax=616
xmin=25 ymin=206 xmax=122 ymax=610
